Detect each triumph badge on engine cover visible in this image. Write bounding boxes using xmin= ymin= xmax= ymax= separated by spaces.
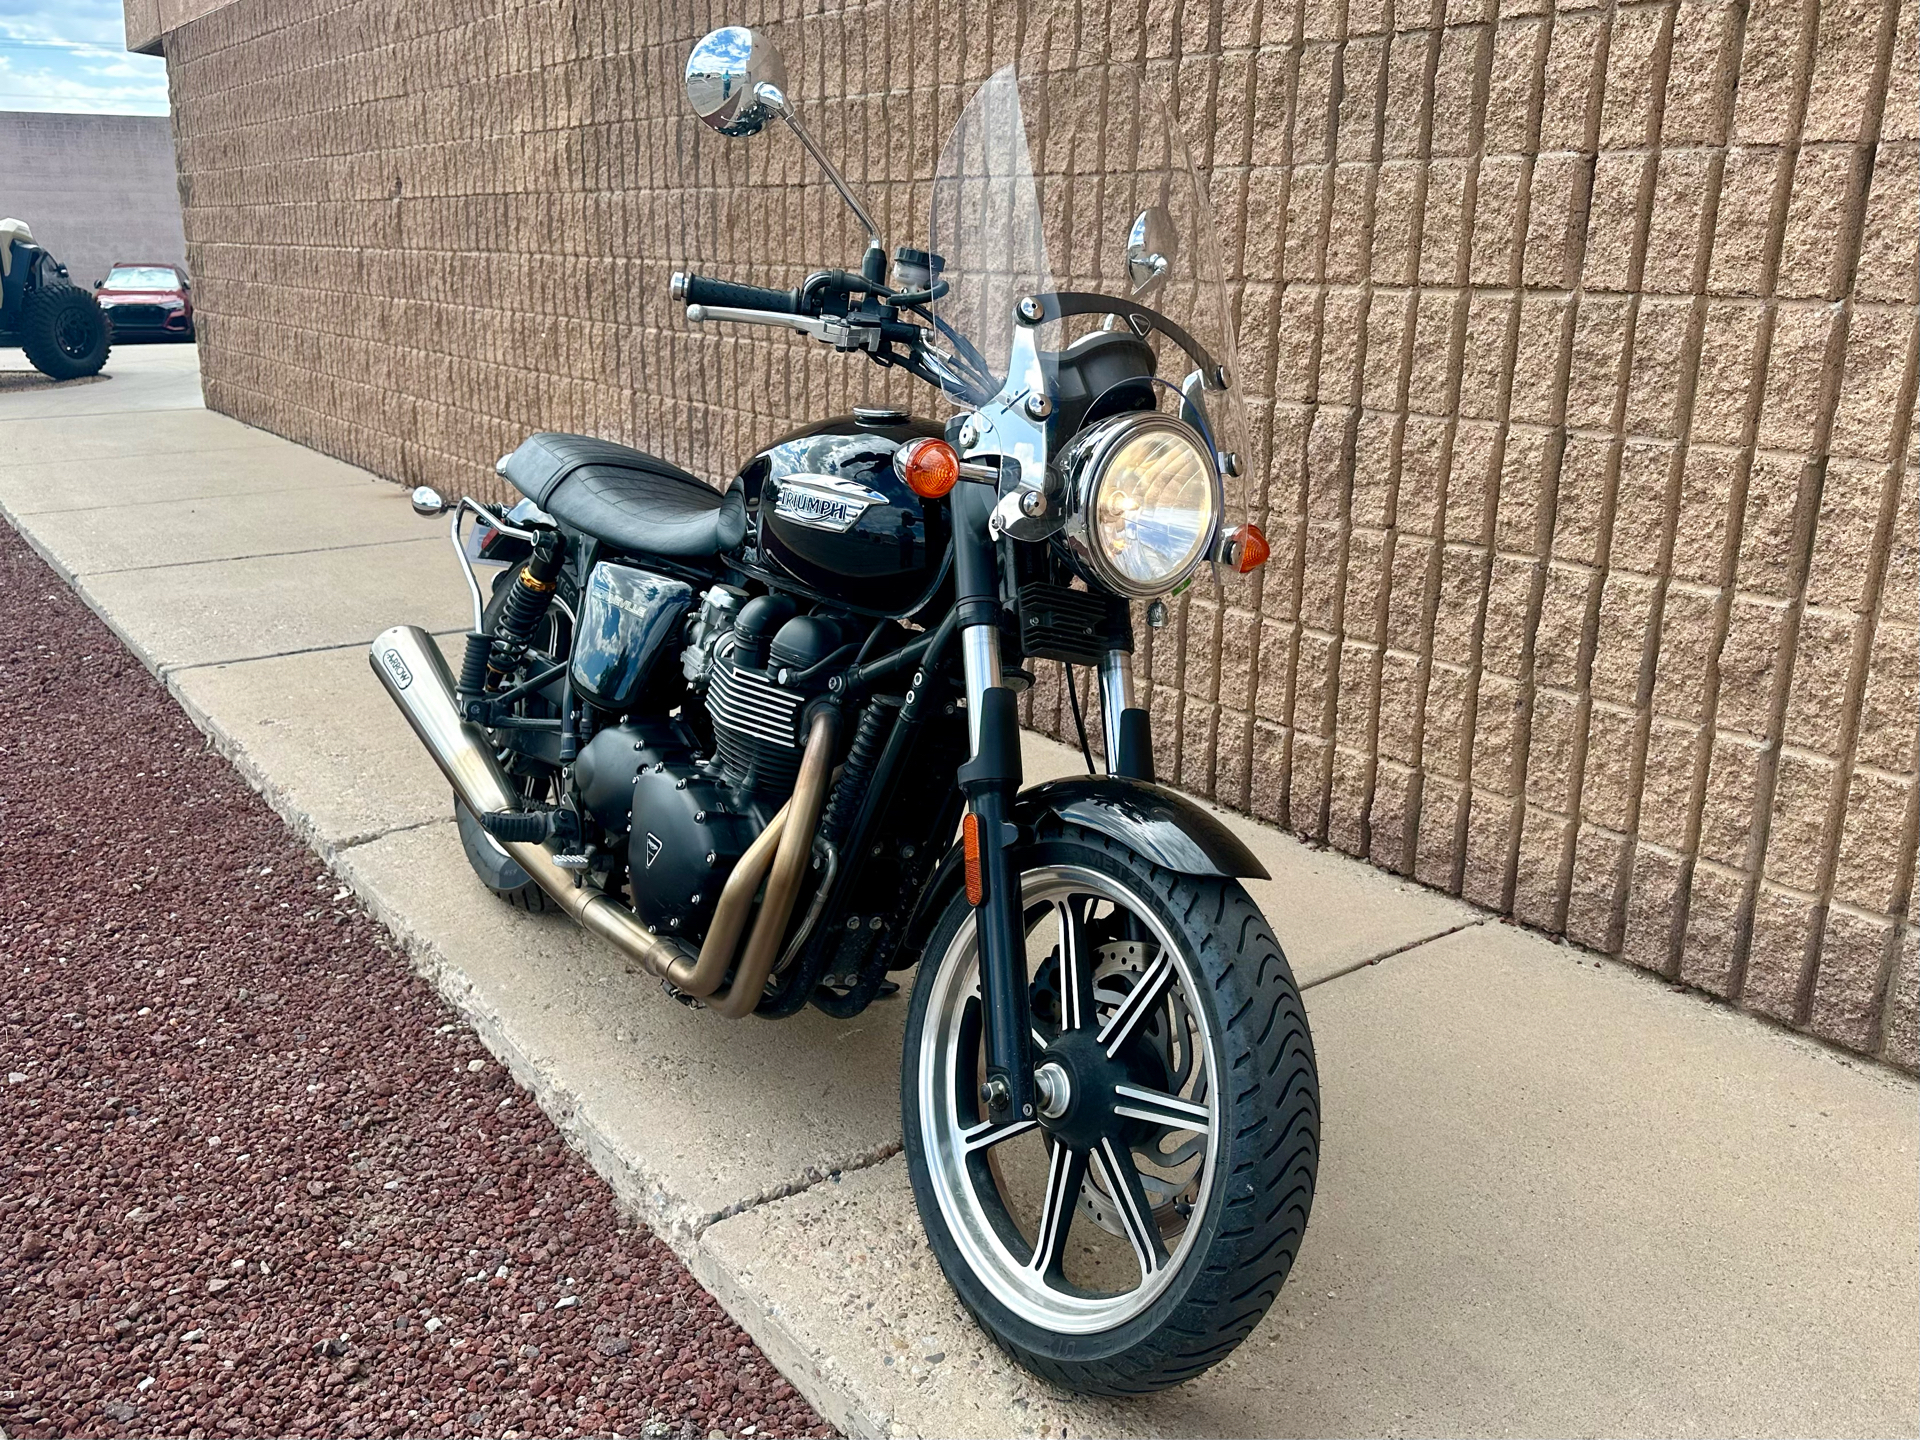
xmin=627 ymin=760 xmax=773 ymax=938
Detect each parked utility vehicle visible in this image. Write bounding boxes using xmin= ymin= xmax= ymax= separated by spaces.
xmin=1 ymin=218 xmax=112 ymax=380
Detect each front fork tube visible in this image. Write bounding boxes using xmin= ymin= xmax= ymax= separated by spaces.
xmin=1097 ymin=647 xmax=1154 ymax=946
xmin=953 ymin=485 xmax=1036 ymax=1125
xmin=1099 ymin=645 xmax=1155 ymax=782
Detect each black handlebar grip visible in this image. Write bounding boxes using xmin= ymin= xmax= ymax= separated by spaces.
xmin=671 ymin=271 xmax=802 ymax=314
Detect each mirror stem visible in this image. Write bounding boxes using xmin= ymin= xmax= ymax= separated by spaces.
xmin=754 ymin=82 xmax=886 ymax=269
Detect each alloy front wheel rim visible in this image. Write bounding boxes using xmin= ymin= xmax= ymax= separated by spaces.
xmin=917 ymin=864 xmax=1221 ymax=1334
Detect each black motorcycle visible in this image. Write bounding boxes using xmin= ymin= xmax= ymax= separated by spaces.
xmin=373 ymin=25 xmax=1318 ymax=1394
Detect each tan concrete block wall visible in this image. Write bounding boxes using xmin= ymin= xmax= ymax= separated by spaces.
xmin=159 ymin=0 xmax=1917 ymax=1067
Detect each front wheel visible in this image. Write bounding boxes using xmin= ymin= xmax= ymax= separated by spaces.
xmin=902 ymin=823 xmax=1319 ymax=1394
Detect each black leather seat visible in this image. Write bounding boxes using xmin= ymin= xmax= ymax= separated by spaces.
xmin=498 ymin=432 xmax=746 ymax=558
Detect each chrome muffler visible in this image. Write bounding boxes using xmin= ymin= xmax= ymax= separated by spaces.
xmin=368 ymin=625 xmax=835 ymax=1013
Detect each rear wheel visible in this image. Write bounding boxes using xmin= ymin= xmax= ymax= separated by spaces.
xmin=455 ymin=796 xmax=553 ymax=912
xmin=902 ymin=823 xmax=1318 ymax=1394
xmin=19 ymin=283 xmax=110 ymax=379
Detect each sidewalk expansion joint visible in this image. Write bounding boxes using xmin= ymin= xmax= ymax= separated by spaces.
xmin=160 ymin=628 xmax=467 ymax=677
xmin=79 ymin=534 xmax=430 ymax=578
xmin=5 ymin=480 xmax=374 ymax=519
xmin=333 ymin=816 xmax=446 ymax=852
xmin=0 ymin=401 xmax=204 ymax=423
xmin=694 ymin=1142 xmax=907 ymax=1238
xmin=0 ymin=438 xmax=282 ymax=468
xmin=1300 ymin=917 xmax=1492 ymax=990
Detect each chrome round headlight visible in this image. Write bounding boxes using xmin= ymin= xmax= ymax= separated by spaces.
xmin=1060 ymin=413 xmax=1220 ymax=598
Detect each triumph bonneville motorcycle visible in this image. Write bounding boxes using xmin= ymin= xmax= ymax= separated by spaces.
xmin=372 ymin=25 xmax=1318 ymax=1393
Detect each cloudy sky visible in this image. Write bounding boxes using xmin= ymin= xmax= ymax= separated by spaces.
xmin=0 ymin=0 xmax=167 ymax=113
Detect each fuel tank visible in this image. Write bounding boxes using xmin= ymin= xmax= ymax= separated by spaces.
xmin=739 ymin=410 xmax=951 ymax=615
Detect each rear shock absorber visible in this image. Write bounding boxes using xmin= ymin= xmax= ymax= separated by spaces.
xmin=487 ymin=529 xmax=564 ymax=678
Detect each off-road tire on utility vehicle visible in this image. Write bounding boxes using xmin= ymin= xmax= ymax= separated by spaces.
xmin=18 ymin=281 xmax=110 ymax=380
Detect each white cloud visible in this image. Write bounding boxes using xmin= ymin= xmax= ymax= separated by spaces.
xmin=0 ymin=0 xmax=168 ymax=113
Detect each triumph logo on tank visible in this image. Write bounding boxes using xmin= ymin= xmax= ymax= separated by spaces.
xmin=771 ymin=473 xmax=888 ymax=533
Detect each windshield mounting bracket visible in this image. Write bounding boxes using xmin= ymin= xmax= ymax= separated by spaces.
xmin=958 ymin=309 xmax=1064 ymax=543
xmin=1025 ymin=291 xmax=1227 ymax=390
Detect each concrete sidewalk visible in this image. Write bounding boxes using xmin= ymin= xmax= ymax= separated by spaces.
xmin=4 ymin=347 xmax=1916 ymax=1438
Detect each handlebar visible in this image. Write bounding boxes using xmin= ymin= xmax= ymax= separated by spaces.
xmin=674 ymin=265 xmax=984 ymax=403
xmin=670 ymin=271 xmax=801 ymax=315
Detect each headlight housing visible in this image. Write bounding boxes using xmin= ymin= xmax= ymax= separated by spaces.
xmin=1058 ymin=412 xmax=1221 ymax=598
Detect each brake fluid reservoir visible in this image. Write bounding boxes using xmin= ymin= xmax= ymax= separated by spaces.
xmin=568 ymin=563 xmax=693 ymax=711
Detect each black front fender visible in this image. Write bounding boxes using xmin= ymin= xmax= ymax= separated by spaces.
xmin=1014 ymin=776 xmax=1270 ymax=881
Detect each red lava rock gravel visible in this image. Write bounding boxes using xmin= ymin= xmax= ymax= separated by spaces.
xmin=0 ymin=519 xmax=831 ymax=1439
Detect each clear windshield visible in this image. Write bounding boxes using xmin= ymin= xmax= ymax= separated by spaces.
xmin=927 ymin=51 xmax=1247 ymax=477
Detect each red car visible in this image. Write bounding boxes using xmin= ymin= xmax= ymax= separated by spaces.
xmin=93 ymin=262 xmax=194 ymax=341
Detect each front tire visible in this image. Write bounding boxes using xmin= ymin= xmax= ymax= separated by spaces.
xmin=19 ymin=283 xmax=110 ymax=379
xmin=901 ymin=822 xmax=1318 ymax=1394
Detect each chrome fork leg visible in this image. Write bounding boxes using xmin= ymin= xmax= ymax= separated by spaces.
xmin=952 ymin=483 xmax=1035 ymax=1123
xmin=961 ymin=622 xmax=1003 ymax=753
xmin=1098 ymin=646 xmax=1134 ymax=774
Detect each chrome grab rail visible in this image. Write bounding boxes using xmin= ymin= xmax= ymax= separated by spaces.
xmin=449 ymin=497 xmax=537 ymax=632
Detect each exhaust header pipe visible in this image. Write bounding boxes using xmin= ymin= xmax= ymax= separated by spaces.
xmin=367 ymin=625 xmax=836 ymax=1013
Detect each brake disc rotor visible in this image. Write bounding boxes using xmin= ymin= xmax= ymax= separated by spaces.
xmin=1074 ymin=940 xmax=1208 ymax=1239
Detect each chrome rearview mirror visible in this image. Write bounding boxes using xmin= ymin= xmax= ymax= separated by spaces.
xmin=685 ymin=26 xmax=788 ymax=137
xmin=684 ymin=26 xmax=886 ymax=270
xmin=1126 ymin=206 xmax=1178 ymax=298
xmin=410 ymin=485 xmax=448 ymax=517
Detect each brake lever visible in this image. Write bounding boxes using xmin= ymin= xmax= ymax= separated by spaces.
xmin=684 ymin=303 xmax=835 ymax=339
xmin=687 ymin=301 xmax=892 ymax=355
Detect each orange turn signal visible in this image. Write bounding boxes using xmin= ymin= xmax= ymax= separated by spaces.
xmin=895 ymin=437 xmax=960 ymax=499
xmin=962 ymin=812 xmax=984 ymax=906
xmin=1224 ymin=522 xmax=1271 ymax=574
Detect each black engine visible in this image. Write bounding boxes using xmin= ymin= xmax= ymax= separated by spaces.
xmin=594 ymin=588 xmax=855 ymax=939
